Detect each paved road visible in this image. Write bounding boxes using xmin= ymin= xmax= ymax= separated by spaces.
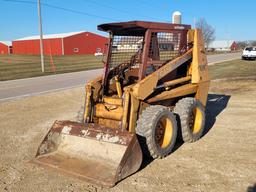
xmin=0 ymin=69 xmax=102 ymax=102
xmin=0 ymin=52 xmax=241 ymax=102
xmin=207 ymin=52 xmax=241 ymax=65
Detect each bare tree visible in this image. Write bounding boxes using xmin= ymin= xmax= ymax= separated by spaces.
xmin=237 ymin=41 xmax=248 ymax=49
xmin=195 ymin=18 xmax=215 ymax=47
xmin=250 ymin=41 xmax=256 ymax=46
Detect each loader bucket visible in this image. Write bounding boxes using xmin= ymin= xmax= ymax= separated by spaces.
xmin=32 ymin=120 xmax=142 ymax=187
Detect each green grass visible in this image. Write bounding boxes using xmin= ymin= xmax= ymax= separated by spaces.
xmin=1 ymin=54 xmax=255 ymax=81
xmin=209 ymin=59 xmax=256 ymax=80
xmin=206 ymin=50 xmax=241 ymax=55
xmin=0 ymin=54 xmax=103 ymax=81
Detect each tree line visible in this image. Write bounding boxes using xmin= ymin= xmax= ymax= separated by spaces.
xmin=236 ymin=41 xmax=256 ymax=49
xmin=195 ymin=18 xmax=255 ymax=50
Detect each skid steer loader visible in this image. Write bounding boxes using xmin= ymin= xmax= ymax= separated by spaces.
xmin=33 ymin=21 xmax=210 ymax=187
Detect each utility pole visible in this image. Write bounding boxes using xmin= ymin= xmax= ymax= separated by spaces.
xmin=38 ymin=0 xmax=44 ymax=72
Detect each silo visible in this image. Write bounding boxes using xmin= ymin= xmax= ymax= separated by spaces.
xmin=172 ymin=11 xmax=182 ymax=24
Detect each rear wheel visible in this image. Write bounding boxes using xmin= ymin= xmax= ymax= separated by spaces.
xmin=174 ymin=97 xmax=205 ymax=143
xmin=136 ymin=105 xmax=178 ymax=159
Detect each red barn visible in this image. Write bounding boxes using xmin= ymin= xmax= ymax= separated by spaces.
xmin=230 ymin=41 xmax=238 ymax=51
xmin=0 ymin=41 xmax=12 ymax=54
xmin=12 ymin=31 xmax=108 ymax=55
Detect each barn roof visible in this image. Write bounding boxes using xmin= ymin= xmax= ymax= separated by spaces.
xmin=14 ymin=31 xmax=86 ymax=41
xmin=0 ymin=41 xmax=12 ymax=46
xmin=208 ymin=40 xmax=235 ymax=48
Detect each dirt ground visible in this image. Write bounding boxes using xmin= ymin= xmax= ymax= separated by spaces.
xmin=0 ymin=78 xmax=256 ymax=192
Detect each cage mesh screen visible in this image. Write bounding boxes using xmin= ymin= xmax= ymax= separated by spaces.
xmin=109 ymin=35 xmax=144 ymax=68
xmin=148 ymin=32 xmax=181 ymax=62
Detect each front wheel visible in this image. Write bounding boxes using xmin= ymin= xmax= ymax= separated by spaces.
xmin=136 ymin=105 xmax=178 ymax=159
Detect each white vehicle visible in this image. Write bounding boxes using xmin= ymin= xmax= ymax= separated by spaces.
xmin=242 ymin=46 xmax=256 ymax=60
xmin=94 ymin=52 xmax=103 ymax=56
xmin=94 ymin=48 xmax=103 ymax=56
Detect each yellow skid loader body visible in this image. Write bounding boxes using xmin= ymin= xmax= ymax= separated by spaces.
xmin=33 ymin=20 xmax=209 ymax=188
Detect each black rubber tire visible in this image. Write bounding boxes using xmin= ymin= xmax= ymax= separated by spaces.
xmin=76 ymin=106 xmax=84 ymax=123
xmin=136 ymin=105 xmax=178 ymax=159
xmin=173 ymin=97 xmax=205 ymax=143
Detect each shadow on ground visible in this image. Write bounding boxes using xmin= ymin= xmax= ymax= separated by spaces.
xmin=204 ymin=93 xmax=231 ymax=136
xmin=247 ymin=184 xmax=256 ymax=192
xmin=140 ymin=93 xmax=231 ymax=170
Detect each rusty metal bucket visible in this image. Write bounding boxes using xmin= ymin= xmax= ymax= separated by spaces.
xmin=32 ymin=120 xmax=142 ymax=187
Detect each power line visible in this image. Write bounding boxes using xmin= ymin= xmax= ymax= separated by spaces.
xmin=2 ymin=0 xmax=171 ymax=23
xmin=83 ymin=0 xmax=165 ymax=21
xmin=136 ymin=0 xmax=171 ymax=22
xmin=2 ymin=0 xmax=116 ymax=21
xmin=41 ymin=2 xmax=116 ymax=21
xmin=137 ymin=0 xmax=168 ymax=10
xmin=2 ymin=0 xmax=35 ymax=4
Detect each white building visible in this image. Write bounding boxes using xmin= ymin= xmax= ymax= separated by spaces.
xmin=208 ymin=40 xmax=238 ymax=51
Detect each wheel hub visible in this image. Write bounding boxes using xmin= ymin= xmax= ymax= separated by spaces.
xmin=155 ymin=116 xmax=173 ymax=149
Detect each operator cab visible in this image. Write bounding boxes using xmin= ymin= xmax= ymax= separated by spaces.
xmin=98 ymin=21 xmax=191 ymax=95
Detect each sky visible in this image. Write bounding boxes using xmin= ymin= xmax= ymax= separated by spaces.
xmin=0 ymin=0 xmax=255 ymax=41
